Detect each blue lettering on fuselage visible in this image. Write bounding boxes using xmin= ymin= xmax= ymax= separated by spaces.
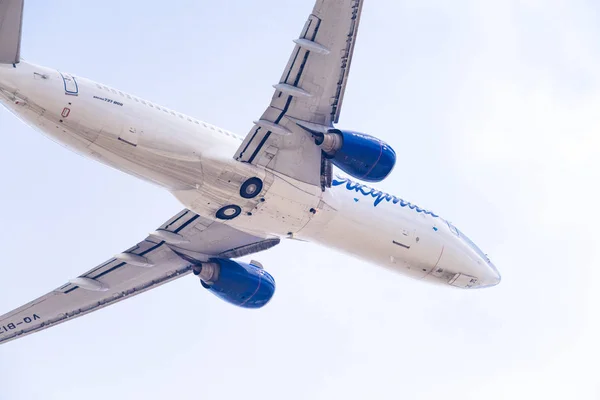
xmin=332 ymin=177 xmax=439 ymax=218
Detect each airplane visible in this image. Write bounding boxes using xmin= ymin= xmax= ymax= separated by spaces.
xmin=0 ymin=0 xmax=500 ymax=345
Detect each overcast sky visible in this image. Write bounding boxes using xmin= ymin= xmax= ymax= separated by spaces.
xmin=0 ymin=0 xmax=598 ymax=399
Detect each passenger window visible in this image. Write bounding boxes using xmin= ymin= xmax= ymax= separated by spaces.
xmin=170 ymin=111 xmax=176 ymax=116
xmin=178 ymin=114 xmax=184 ymax=119
xmin=118 ymin=91 xmax=124 ymax=97
xmin=96 ymin=84 xmax=102 ymax=89
xmin=110 ymin=89 xmax=117 ymax=94
xmin=149 ymin=104 xmax=154 ymax=108
xmin=103 ymin=86 xmax=109 ymax=91
xmin=141 ymin=100 xmax=146 ymax=105
xmin=126 ymin=94 xmax=131 ymax=99
xmin=134 ymin=98 xmax=139 ymax=102
xmin=194 ymin=121 xmax=199 ymax=124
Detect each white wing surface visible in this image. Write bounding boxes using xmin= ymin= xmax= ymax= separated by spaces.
xmin=0 ymin=0 xmax=24 ymax=64
xmin=235 ymin=0 xmax=364 ymax=186
xmin=0 ymin=210 xmax=279 ymax=345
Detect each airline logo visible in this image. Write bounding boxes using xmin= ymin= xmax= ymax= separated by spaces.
xmin=332 ymin=177 xmax=439 ymax=217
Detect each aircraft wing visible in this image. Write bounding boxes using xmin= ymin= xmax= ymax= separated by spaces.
xmin=235 ymin=0 xmax=364 ymax=187
xmin=0 ymin=210 xmax=279 ymax=345
xmin=0 ymin=0 xmax=24 ymax=64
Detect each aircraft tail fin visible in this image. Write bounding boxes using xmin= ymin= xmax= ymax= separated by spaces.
xmin=0 ymin=0 xmax=24 ymax=64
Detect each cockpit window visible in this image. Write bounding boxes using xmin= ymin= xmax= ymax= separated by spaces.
xmin=446 ymin=221 xmax=489 ymax=262
xmin=459 ymin=230 xmax=488 ymax=261
xmin=447 ymin=221 xmax=459 ymax=236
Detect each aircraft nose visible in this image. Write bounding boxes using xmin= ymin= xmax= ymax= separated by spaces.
xmin=477 ymin=262 xmax=501 ymax=288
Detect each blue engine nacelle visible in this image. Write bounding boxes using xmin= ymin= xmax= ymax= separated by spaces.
xmin=194 ymin=258 xmax=275 ymax=309
xmin=318 ymin=129 xmax=396 ymax=183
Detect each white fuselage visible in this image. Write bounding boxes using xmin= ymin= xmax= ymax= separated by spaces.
xmin=0 ymin=61 xmax=500 ymax=288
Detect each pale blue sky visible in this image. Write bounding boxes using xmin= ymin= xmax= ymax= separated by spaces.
xmin=0 ymin=1 xmax=598 ymax=399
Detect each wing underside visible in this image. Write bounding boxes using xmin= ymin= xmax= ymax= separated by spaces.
xmin=235 ymin=0 xmax=364 ymax=187
xmin=0 ymin=210 xmax=279 ymax=345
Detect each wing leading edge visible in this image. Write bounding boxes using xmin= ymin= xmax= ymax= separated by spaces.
xmin=0 ymin=210 xmax=279 ymax=345
xmin=235 ymin=0 xmax=364 ymax=186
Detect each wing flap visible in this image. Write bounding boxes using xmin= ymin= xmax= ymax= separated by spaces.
xmin=0 ymin=0 xmax=24 ymax=64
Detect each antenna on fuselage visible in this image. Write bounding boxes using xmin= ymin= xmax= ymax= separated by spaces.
xmin=0 ymin=0 xmax=24 ymax=65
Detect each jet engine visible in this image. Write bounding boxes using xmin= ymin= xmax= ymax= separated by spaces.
xmin=317 ymin=129 xmax=396 ymax=182
xmin=192 ymin=258 xmax=275 ymax=309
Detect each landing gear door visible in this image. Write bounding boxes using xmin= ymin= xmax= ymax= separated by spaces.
xmin=59 ymin=72 xmax=79 ymax=96
xmin=449 ymin=273 xmax=478 ymax=288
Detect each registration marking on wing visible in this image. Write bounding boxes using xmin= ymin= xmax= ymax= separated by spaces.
xmin=0 ymin=314 xmax=41 ymax=335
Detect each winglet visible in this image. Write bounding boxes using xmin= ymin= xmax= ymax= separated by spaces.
xmin=0 ymin=0 xmax=24 ymax=64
